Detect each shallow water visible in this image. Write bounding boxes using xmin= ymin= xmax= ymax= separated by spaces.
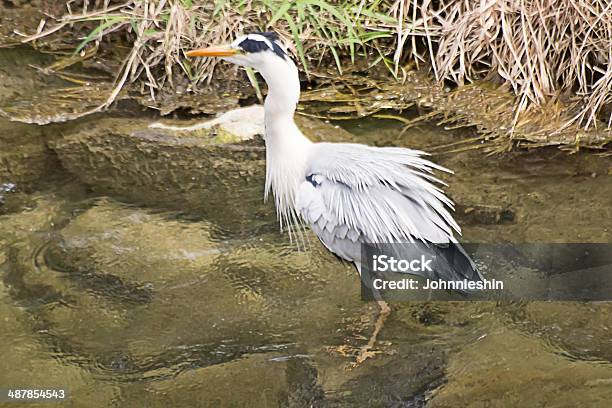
xmin=1 ymin=110 xmax=612 ymax=408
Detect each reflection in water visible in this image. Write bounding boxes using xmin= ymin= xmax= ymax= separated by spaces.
xmin=1 ymin=116 xmax=611 ymax=406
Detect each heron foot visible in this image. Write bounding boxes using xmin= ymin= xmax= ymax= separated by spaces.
xmin=349 ymin=300 xmax=391 ymax=368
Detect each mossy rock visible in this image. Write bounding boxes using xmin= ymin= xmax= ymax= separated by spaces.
xmin=50 ymin=106 xmax=356 ymax=227
xmin=0 ymin=118 xmax=59 ymax=185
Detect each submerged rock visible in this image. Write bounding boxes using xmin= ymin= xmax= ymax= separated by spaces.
xmin=16 ymin=198 xmax=361 ymax=393
xmin=456 ymin=203 xmax=515 ymax=225
xmin=25 ymin=197 xmax=465 ymax=405
xmin=0 ymin=192 xmax=64 ymax=252
xmin=429 ymin=328 xmax=612 ymax=407
xmin=0 ymin=186 xmax=37 ymax=216
xmin=51 ymin=106 xmax=355 ymax=226
xmin=510 ymin=302 xmax=612 ymax=363
xmin=51 ymin=117 xmax=267 ymax=227
xmin=131 ymin=353 xmax=290 ymax=407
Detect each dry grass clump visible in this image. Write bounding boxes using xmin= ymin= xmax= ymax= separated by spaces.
xmin=19 ymin=1 xmax=399 ymax=107
xmin=424 ymin=0 xmax=612 ymax=130
xmin=13 ymin=0 xmax=612 ymax=136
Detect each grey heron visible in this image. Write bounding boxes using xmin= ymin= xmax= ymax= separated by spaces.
xmin=187 ymin=32 xmax=482 ymax=364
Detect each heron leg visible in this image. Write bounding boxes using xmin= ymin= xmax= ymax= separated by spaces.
xmin=351 ymin=300 xmax=391 ymax=367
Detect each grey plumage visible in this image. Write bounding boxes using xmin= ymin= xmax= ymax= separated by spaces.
xmin=296 ymin=142 xmax=482 ymax=283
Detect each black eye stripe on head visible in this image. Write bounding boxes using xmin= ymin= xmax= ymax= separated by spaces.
xmin=239 ymin=32 xmax=288 ymax=60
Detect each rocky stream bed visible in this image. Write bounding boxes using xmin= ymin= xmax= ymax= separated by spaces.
xmin=1 ymin=44 xmax=612 ymax=407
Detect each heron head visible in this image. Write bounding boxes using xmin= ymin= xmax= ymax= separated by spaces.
xmin=187 ymin=31 xmax=300 ymax=115
xmin=186 ymin=31 xmax=292 ymax=71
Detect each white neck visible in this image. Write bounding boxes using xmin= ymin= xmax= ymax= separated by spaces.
xmin=258 ymin=57 xmax=313 ymax=231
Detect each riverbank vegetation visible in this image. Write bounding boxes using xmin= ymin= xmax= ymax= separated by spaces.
xmin=2 ymin=0 xmax=611 ymax=150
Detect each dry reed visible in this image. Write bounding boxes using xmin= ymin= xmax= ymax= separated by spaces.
xmin=11 ymin=0 xmax=612 ymax=135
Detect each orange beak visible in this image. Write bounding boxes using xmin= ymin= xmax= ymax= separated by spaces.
xmin=186 ymin=45 xmax=237 ymax=57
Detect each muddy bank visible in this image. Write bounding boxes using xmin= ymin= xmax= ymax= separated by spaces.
xmin=305 ymin=71 xmax=612 ymax=151
xmin=0 ymin=47 xmax=119 ymax=125
xmin=0 ymin=3 xmax=43 ymax=47
xmin=1 ymin=43 xmax=609 ymax=152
